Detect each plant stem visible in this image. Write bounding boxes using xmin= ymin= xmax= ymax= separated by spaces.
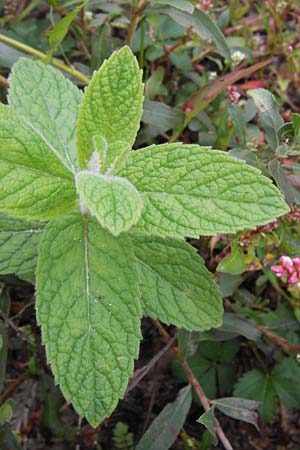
xmin=0 ymin=33 xmax=90 ymax=84
xmin=126 ymin=0 xmax=148 ymax=47
xmin=154 ymin=321 xmax=234 ymax=450
xmin=0 ymin=370 xmax=31 ymax=406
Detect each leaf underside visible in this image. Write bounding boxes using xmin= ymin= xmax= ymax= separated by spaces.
xmin=36 ymin=212 xmax=141 ymax=426
xmin=120 ymin=143 xmax=289 ymax=238
xmin=131 ymin=234 xmax=222 ymax=330
xmin=77 ymin=172 xmax=143 ymax=236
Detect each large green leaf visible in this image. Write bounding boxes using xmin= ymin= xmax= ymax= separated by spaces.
xmin=76 ymin=47 xmax=143 ymax=169
xmin=0 ymin=214 xmax=43 ymax=278
xmin=120 ymin=144 xmax=289 ymax=238
xmin=0 ymin=104 xmax=77 ymax=220
xmin=8 ymin=58 xmax=82 ymax=171
xmin=77 ymin=172 xmax=143 ymax=236
xmin=131 ymin=235 xmax=222 ymax=330
xmin=36 ymin=212 xmax=141 ymax=426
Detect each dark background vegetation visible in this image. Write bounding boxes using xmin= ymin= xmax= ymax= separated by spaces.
xmin=0 ymin=1 xmax=300 ymax=449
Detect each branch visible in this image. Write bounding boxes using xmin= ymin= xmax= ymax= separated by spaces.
xmin=0 ymin=33 xmax=90 ymax=84
xmin=154 ymin=321 xmax=234 ymax=450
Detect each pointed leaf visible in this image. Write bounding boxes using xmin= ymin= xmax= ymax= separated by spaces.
xmin=76 ymin=47 xmax=143 ymax=169
xmin=36 ymin=212 xmax=141 ymax=426
xmin=248 ymin=88 xmax=283 ymax=150
xmin=47 ymin=5 xmax=84 ymax=60
xmin=77 ymin=172 xmax=143 ymax=236
xmin=131 ymin=235 xmax=222 ymax=330
xmin=0 ymin=104 xmax=77 ymax=220
xmin=214 ymin=397 xmax=260 ymax=428
xmin=166 ymin=8 xmax=230 ymax=60
xmin=136 ymin=386 xmax=192 ymax=450
xmin=197 ymin=405 xmax=218 ymax=445
xmin=120 ymin=144 xmax=289 ymax=238
xmin=8 ymin=58 xmax=82 ymax=171
xmin=0 ymin=214 xmax=43 ymax=278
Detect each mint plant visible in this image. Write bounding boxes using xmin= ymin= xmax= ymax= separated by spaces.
xmin=0 ymin=47 xmax=289 ymax=427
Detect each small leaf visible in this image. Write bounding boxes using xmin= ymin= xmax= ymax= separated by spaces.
xmin=136 ymin=385 xmax=192 ymax=450
xmin=268 ymin=159 xmax=300 ymax=205
xmin=36 ymin=212 xmax=142 ymax=426
xmin=234 ymin=370 xmax=277 ymax=422
xmin=214 ymin=397 xmax=260 ymax=428
xmin=120 ymin=144 xmax=289 ymax=238
xmin=150 ymin=0 xmax=194 ymax=13
xmin=173 ymin=340 xmax=239 ymax=399
xmin=47 ymin=4 xmax=84 ymax=60
xmin=142 ymin=100 xmax=184 ymax=133
xmin=216 ymin=243 xmax=247 ymax=275
xmin=76 ymin=47 xmax=143 ymax=169
xmin=0 ymin=104 xmax=77 ymax=220
xmin=166 ymin=8 xmax=230 ymax=60
xmin=197 ymin=405 xmax=218 ymax=445
xmin=8 ymin=58 xmax=82 ymax=171
xmin=0 ymin=214 xmax=43 ymax=278
xmin=131 ymin=235 xmax=222 ymax=330
xmin=77 ymin=172 xmax=143 ymax=236
xmin=145 ymin=67 xmax=165 ymax=100
xmin=248 ymin=88 xmax=283 ymax=150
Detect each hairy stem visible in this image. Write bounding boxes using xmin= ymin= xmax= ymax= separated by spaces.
xmin=0 ymin=33 xmax=90 ymax=84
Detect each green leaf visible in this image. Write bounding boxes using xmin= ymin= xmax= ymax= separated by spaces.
xmin=173 ymin=340 xmax=239 ymax=399
xmin=142 ymin=100 xmax=184 ymax=133
xmin=136 ymin=385 xmax=192 ymax=450
xmin=47 ymin=4 xmax=84 ymax=60
xmin=119 ymin=144 xmax=289 ymax=238
xmin=36 ymin=212 xmax=141 ymax=426
xmin=271 ymin=358 xmax=300 ymax=409
xmin=0 ymin=104 xmax=77 ymax=220
xmin=130 ymin=235 xmax=222 ymax=330
xmin=166 ymin=8 xmax=231 ymax=60
xmin=77 ymin=172 xmax=143 ymax=236
xmin=8 ymin=58 xmax=82 ymax=171
xmin=150 ymin=0 xmax=194 ymax=13
xmin=76 ymin=47 xmax=143 ymax=169
xmin=0 ymin=214 xmax=43 ymax=278
xmin=214 ymin=397 xmax=260 ymax=428
xmin=248 ymin=88 xmax=283 ymax=150
xmin=197 ymin=405 xmax=218 ymax=445
xmin=234 ymin=370 xmax=277 ymax=422
xmin=216 ymin=243 xmax=247 ymax=275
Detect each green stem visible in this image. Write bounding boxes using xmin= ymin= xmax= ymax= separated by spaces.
xmin=0 ymin=33 xmax=90 ymax=84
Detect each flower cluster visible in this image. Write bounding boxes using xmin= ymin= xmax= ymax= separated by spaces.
xmin=271 ymin=256 xmax=300 ymax=286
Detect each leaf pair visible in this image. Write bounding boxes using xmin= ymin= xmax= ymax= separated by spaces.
xmin=0 ymin=46 xmax=289 ymax=426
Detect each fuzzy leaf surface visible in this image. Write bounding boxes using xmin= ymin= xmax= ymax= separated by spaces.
xmin=77 ymin=173 xmax=143 ymax=236
xmin=36 ymin=212 xmax=141 ymax=426
xmin=76 ymin=47 xmax=143 ymax=168
xmin=120 ymin=144 xmax=289 ymax=238
xmin=0 ymin=104 xmax=77 ymax=220
xmin=0 ymin=214 xmax=43 ymax=278
xmin=131 ymin=235 xmax=222 ymax=330
xmin=8 ymin=58 xmax=82 ymax=171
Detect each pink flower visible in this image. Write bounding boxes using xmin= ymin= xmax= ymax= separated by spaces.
xmin=271 ymin=256 xmax=300 ymax=285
